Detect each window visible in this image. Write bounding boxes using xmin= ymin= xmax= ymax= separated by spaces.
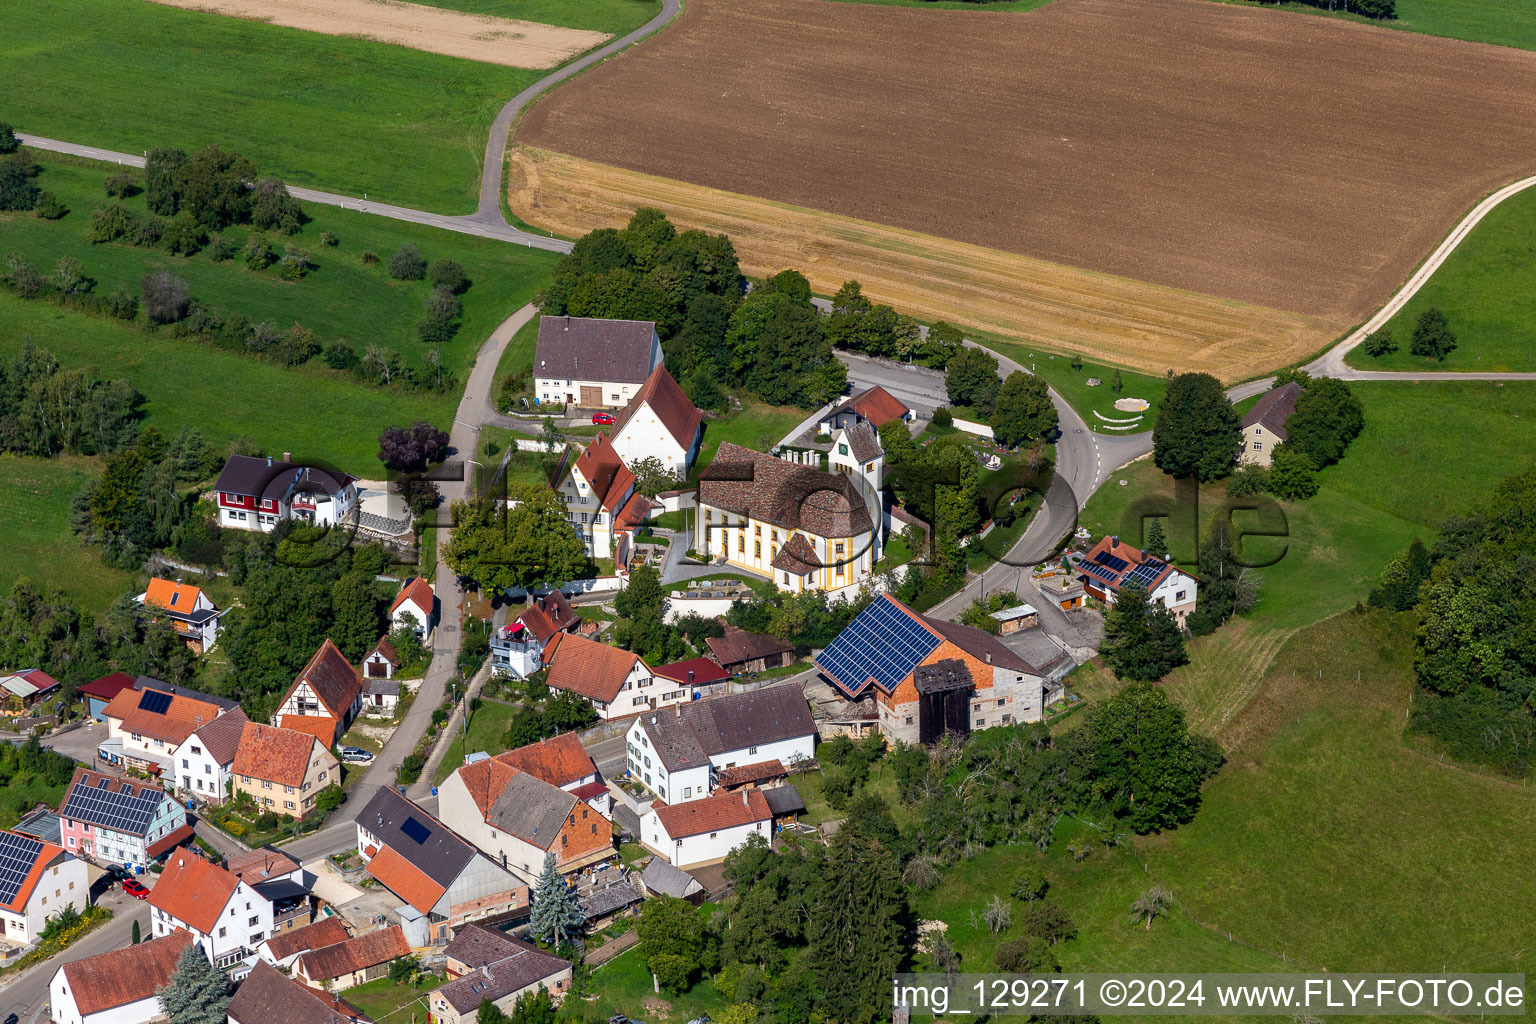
xmin=1176 ymin=590 xmax=1187 ymax=602
xmin=738 ymin=535 xmax=745 ymax=553
xmin=261 ymin=780 xmax=271 ymax=789
xmin=754 ymin=524 xmax=761 ymax=535
xmin=610 ymin=394 xmax=619 ymax=402
xmin=192 ymin=745 xmax=201 ymax=755
xmin=997 ymin=698 xmax=1006 ymax=707
xmin=182 ymin=759 xmax=189 ymax=769
xmin=1002 ymin=714 xmax=1012 ymax=724
xmin=835 ymin=542 xmax=844 ymax=555
xmin=205 ymin=765 xmax=212 ymax=774
xmin=973 ymin=702 xmax=982 ymax=712
xmin=1253 ymin=442 xmax=1263 ymax=451
xmin=772 ymin=529 xmax=779 ymax=541
xmin=682 ymin=786 xmax=691 ymax=798
xmin=249 ymin=916 xmax=259 ymax=926
xmin=705 ymin=509 xmax=712 ymax=522
xmin=285 ymin=800 xmax=295 ymax=809
xmin=1255 ymin=426 xmax=1263 ymax=435
xmin=219 ymin=927 xmax=227 ymax=938
xmin=749 ymin=746 xmax=758 ymax=755
xmin=754 ymin=541 xmax=761 ymax=557
xmin=783 ymin=573 xmax=791 ymax=584
xmin=976 ymin=718 xmax=985 ymax=726
xmin=284 ymin=785 xmax=294 ymax=794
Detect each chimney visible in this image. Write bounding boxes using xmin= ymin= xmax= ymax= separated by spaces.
xmin=674 ymin=704 xmax=681 ymax=718
xmin=266 ymin=456 xmax=273 ymax=467
xmin=482 ymin=965 xmax=492 ymax=981
xmin=687 ymin=670 xmax=694 ymax=683
xmin=985 ymin=651 xmax=992 ymax=664
xmin=282 ymin=452 xmax=291 ymax=463
xmin=562 ymin=316 xmax=570 ymax=331
xmin=1110 ymin=536 xmax=1119 ymax=549
xmin=741 ymin=791 xmax=749 ymax=807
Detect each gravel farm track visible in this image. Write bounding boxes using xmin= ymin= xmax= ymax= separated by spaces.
xmin=513 ymin=0 xmax=1536 ymax=379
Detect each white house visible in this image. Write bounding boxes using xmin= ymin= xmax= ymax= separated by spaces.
xmin=270 ymin=639 xmax=364 ymax=747
xmin=0 ymin=830 xmax=89 ymax=946
xmin=99 ymin=680 xmax=241 ymax=779
xmin=533 ymin=315 xmax=662 ymax=409
xmin=148 ymin=852 xmax=273 ymax=971
xmin=170 ymin=708 xmax=248 ymax=806
xmin=625 ymin=684 xmax=816 ymax=805
xmin=643 ymin=788 xmax=771 ymax=870
xmin=50 ymin=931 xmax=194 ymax=1024
xmin=554 ymin=433 xmax=649 ymax=559
xmin=256 ymin=916 xmax=350 ymax=971
xmin=389 ymin=577 xmax=436 ymax=637
xmin=214 ymin=454 xmax=357 ymax=533
xmin=134 ymin=579 xmax=222 ymax=653
xmin=1076 ymin=535 xmax=1199 ymax=627
xmin=542 ymin=633 xmax=686 ymax=721
xmin=1237 ymin=381 xmax=1303 ymax=468
xmin=361 ymin=636 xmax=401 ymax=682
xmin=609 ymin=365 xmax=703 ymax=478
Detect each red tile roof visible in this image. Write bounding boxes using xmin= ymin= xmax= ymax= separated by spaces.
xmin=190 ymin=707 xmax=249 ymax=766
xmin=544 ymin=634 xmax=647 ymax=704
xmin=706 ymin=623 xmax=794 ymax=668
xmin=651 ymin=658 xmax=730 ymax=687
xmin=487 ymin=733 xmax=596 ymax=789
xmin=770 ymin=533 xmax=822 ymax=575
xmin=78 ymin=672 xmax=136 ymax=702
xmin=365 ymin=846 xmax=446 ymax=914
xmin=714 ymin=760 xmax=787 ymax=788
xmin=148 ymin=852 xmax=241 ymax=933
xmin=698 ymin=443 xmax=872 ymax=538
xmin=102 ymin=686 xmax=228 ymax=746
xmin=390 ymin=577 xmax=435 ymax=617
xmin=234 ymin=722 xmax=329 ymax=787
xmin=229 ymin=960 xmax=371 ymax=1024
xmin=1075 ymin=535 xmax=1196 ymax=599
xmin=143 ymin=578 xmax=206 ymax=614
xmin=228 ymin=847 xmax=300 ymax=881
xmin=280 ymin=639 xmax=362 ymax=721
xmin=653 ymin=788 xmax=770 ymax=840
xmin=297 ymin=926 xmax=411 ymax=981
xmin=61 ymin=931 xmax=192 ymax=1016
xmin=145 ymin=823 xmax=196 ymax=859
xmin=610 ymin=365 xmax=702 ymax=452
xmin=572 ymin=433 xmax=635 ymax=513
xmin=280 ymin=714 xmax=342 ymax=747
xmin=840 ymin=385 xmax=910 ymax=427
xmin=265 ymin=917 xmax=350 ymax=962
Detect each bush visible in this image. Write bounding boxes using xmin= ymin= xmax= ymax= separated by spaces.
xmin=207 ymin=235 xmax=237 ymax=261
xmin=427 ymin=258 xmax=468 ymax=293
xmin=103 ymin=172 xmax=140 ymax=199
xmin=994 ymin=935 xmax=1058 ymax=974
xmin=105 ymin=288 xmax=139 ymax=321
xmin=388 ymin=243 xmax=426 ymax=280
xmin=1011 ymin=865 xmax=1048 ymax=902
xmin=134 ymin=216 xmax=167 ymax=249
xmin=931 ymin=406 xmax=954 ymax=429
xmin=1225 ymin=462 xmax=1267 ymax=497
xmin=160 ymin=213 xmax=206 ymax=256
xmin=250 ymin=178 xmax=303 ymax=234
xmin=360 ymin=250 xmax=379 ymax=265
xmin=242 ymin=233 xmax=274 ymax=271
xmin=319 ymin=231 xmax=338 ymax=247
xmin=1362 ymin=327 xmax=1397 ymax=357
xmin=141 ymin=271 xmax=191 ymax=324
xmin=0 ymin=124 xmax=16 ymax=154
xmin=86 ymin=203 xmax=138 ymax=243
xmin=324 ymin=341 xmax=359 ymax=370
xmin=7 ymin=255 xmax=43 ymax=299
xmin=418 ymin=310 xmax=458 ymax=345
xmin=34 ymin=192 xmax=68 ymax=220
xmin=278 ymin=245 xmax=314 ymax=281
xmin=0 ymin=159 xmax=39 ymax=211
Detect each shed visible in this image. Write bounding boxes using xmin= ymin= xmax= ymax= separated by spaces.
xmin=992 ymin=603 xmax=1040 ymax=634
xmin=638 ymin=858 xmax=705 ymax=905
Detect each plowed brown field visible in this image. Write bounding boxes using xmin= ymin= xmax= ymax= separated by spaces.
xmin=509 ymin=146 xmax=1341 ymax=380
xmin=515 ymin=0 xmax=1536 ymax=364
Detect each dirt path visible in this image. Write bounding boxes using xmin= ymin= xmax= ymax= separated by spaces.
xmin=141 ymin=0 xmax=609 ymax=69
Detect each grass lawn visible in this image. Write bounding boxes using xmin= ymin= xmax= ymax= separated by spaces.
xmin=339 ymin=974 xmax=443 ymax=1022
xmin=689 ymin=399 xmax=810 ymax=482
xmin=585 ymin=936 xmax=732 ymax=1020
xmin=4 ymin=152 xmax=557 ymax=389
xmin=976 ymin=331 xmax=1169 ymax=429
xmin=1210 ymin=0 xmax=1536 ymax=52
xmin=0 ymin=455 xmax=133 ymax=610
xmin=411 ymin=0 xmax=661 ymax=33
xmin=0 ymin=0 xmax=551 ymax=213
xmin=1347 ymin=184 xmax=1536 ymax=371
xmin=651 ymin=509 xmax=688 ymax=531
xmin=1140 ymin=611 xmax=1536 ymax=975
xmin=433 ymin=699 xmax=521 ymax=783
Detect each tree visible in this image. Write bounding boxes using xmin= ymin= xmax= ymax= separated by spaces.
xmin=158 ymin=942 xmax=231 ymax=1024
xmin=1410 ymin=307 xmax=1456 ymax=360
xmin=389 ymin=244 xmax=427 ymax=281
xmin=330 ymin=571 xmax=382 ymax=661
xmin=507 ymin=988 xmax=556 ymax=1024
xmin=983 ymin=894 xmax=1013 ymax=934
xmin=175 ymin=146 xmax=257 ymax=229
xmin=0 ymin=124 xmax=16 ymax=154
xmin=726 ymin=289 xmax=843 ymax=408
xmin=250 ymin=178 xmax=302 ymax=234
xmin=0 ymin=160 xmax=39 ymax=211
xmin=389 ymin=955 xmax=421 ymax=984
xmin=1011 ymin=864 xmax=1048 ymax=902
xmin=141 ymin=272 xmax=191 ymax=324
xmin=144 ymin=148 xmax=187 ymax=215
xmin=995 ymin=935 xmax=1058 ymax=974
xmin=1098 ymin=584 xmax=1188 ymax=682
xmin=1362 ymin=327 xmax=1397 ymax=357
xmin=1153 ymin=373 xmax=1241 ymax=480
xmin=378 ymin=421 xmax=450 ymax=473
xmin=991 ymin=370 xmax=1057 ymax=447
xmin=945 ymin=346 xmax=999 ymax=412
xmin=315 ymin=783 xmax=345 ymax=814
xmin=527 ymin=853 xmax=583 ymax=946
xmin=1131 ymin=886 xmax=1175 ymax=930
xmin=1073 ymin=684 xmax=1222 ymax=832
xmin=444 ymin=490 xmax=588 ymax=593
xmin=428 ymin=259 xmax=469 ymax=294
xmin=629 ymin=455 xmax=675 ymax=498
xmin=1284 ymin=377 xmax=1362 ymax=468
xmin=1368 ymin=537 xmax=1432 ymax=612
xmin=920 ymin=321 xmax=964 ymax=368
xmin=132 ymin=919 xmax=141 ymax=944
xmin=476 ymin=999 xmax=506 ymax=1024
xmin=808 ymin=824 xmax=906 ymax=1024
xmin=1266 ymin=443 xmax=1319 ymax=500
xmin=637 ymin=895 xmax=706 ymax=994
xmin=1143 ymin=519 xmax=1168 ymax=560
xmin=878 ymin=418 xmax=916 ymax=465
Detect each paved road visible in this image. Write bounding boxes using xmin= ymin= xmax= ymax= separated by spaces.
xmin=1 ymin=887 xmax=149 ymax=1022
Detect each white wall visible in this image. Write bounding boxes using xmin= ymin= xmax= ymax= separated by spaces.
xmin=611 ymin=404 xmax=693 ymax=477
xmin=21 ymin=857 xmax=90 ymax=940
xmin=645 ymin=812 xmax=769 ymax=869
xmin=435 ymin=776 xmax=547 ymax=884
xmin=393 ymin=599 xmax=432 ymax=635
xmin=172 ymin=734 xmax=232 ymax=803
xmin=952 ymin=417 xmax=995 ymax=439
xmin=50 ymin=974 xmax=163 ymax=1024
xmin=151 ymin=878 xmax=271 ymax=968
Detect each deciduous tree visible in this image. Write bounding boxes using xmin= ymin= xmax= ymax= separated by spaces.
xmin=1153 ymin=373 xmax=1241 ymax=481
xmin=1410 ymin=307 xmax=1456 ymax=360
xmin=991 ymin=370 xmax=1057 ymax=447
xmin=945 ymin=346 xmax=999 ymax=413
xmin=378 ymin=421 xmax=450 ymax=473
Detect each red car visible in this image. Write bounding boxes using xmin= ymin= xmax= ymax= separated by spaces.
xmin=121 ymin=878 xmax=150 ymax=900
xmin=592 ymin=412 xmax=615 ymax=425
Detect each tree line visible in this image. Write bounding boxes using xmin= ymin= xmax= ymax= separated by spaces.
xmin=944 ymin=345 xmax=1058 ymax=446
xmin=0 ymin=341 xmax=140 ymax=458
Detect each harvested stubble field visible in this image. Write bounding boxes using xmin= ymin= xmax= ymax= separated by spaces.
xmin=515 ymin=0 xmax=1536 ymax=377
xmin=142 ymin=0 xmax=608 ymax=68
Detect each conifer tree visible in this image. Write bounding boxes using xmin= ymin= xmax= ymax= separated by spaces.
xmin=158 ymin=944 xmax=230 ymax=1024
xmin=527 ymin=853 xmax=583 ymax=946
xmin=808 ymin=825 xmax=906 ymax=1024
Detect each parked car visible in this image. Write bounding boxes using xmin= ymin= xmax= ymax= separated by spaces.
xmin=592 ymin=412 xmax=615 ymax=425
xmin=121 ymin=878 xmax=150 ymax=900
xmin=341 ymin=747 xmax=374 ymax=763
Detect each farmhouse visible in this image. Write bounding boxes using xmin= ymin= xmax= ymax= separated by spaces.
xmin=542 ymin=633 xmax=682 ymax=719
xmin=232 ymin=722 xmax=340 ymax=819
xmin=170 ymin=706 xmax=249 ymax=805
xmin=49 ymin=931 xmax=193 ymax=1024
xmin=815 ymin=593 xmax=1058 ymax=745
xmin=643 ymin=788 xmax=771 ymax=869
xmin=148 ymin=852 xmax=272 ymax=971
xmin=361 ymin=636 xmax=400 ymax=682
xmin=554 ymin=433 xmax=649 ymax=558
xmin=99 ymin=680 xmax=240 ymax=778
xmin=694 ymin=442 xmax=879 ymax=595
xmin=428 ymin=928 xmax=572 ymax=1024
xmin=625 ymin=684 xmax=816 ymax=805
xmin=706 ymin=623 xmax=795 ymax=674
xmin=355 ymin=788 xmax=528 ymax=945
xmin=215 ymin=454 xmax=357 ymax=533
xmin=58 ymin=769 xmax=190 ymax=870
xmin=0 ymin=830 xmax=88 ymax=946
xmin=271 ymin=639 xmax=364 ymax=745
xmin=258 ymin=916 xmax=350 ymax=970
xmin=533 ymin=315 xmax=661 ymax=409
xmin=293 ymin=925 xmax=411 ymax=989
xmin=0 ymin=668 xmax=60 ymax=715
xmin=1076 ymin=535 xmax=1198 ymax=625
xmin=608 ymin=365 xmax=703 ymax=477
xmin=228 ymin=961 xmax=370 ymax=1024
xmin=819 ymin=384 xmax=911 ymax=434
xmin=134 ymin=578 xmax=223 ymax=653
xmin=437 ymin=749 xmax=612 ymax=883
xmin=1238 ymin=381 xmax=1302 ymax=468
xmin=389 ymin=577 xmax=436 ymax=637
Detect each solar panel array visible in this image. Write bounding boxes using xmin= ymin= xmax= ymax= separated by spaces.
xmin=1094 ymin=551 xmax=1129 ymax=572
xmin=1125 ymin=562 xmax=1167 ymax=589
xmin=1080 ymin=562 xmax=1120 ymax=585
xmin=61 ymin=779 xmax=161 ymax=834
xmin=0 ymin=831 xmax=44 ymax=906
xmin=816 ymin=598 xmax=941 ymax=697
xmin=401 ymin=816 xmax=431 ymax=845
xmin=138 ymin=690 xmax=172 ymax=715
